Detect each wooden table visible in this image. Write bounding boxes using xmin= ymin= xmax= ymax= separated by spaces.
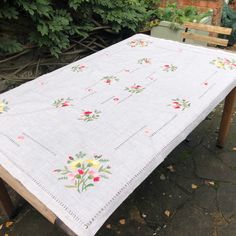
xmin=0 ymin=34 xmax=235 ymax=236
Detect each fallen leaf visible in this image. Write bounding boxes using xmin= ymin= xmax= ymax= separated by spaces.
xmin=233 ymin=147 xmax=236 ymax=151
xmin=5 ymin=221 xmax=13 ymax=228
xmin=164 ymin=210 xmax=171 ymax=217
xmin=119 ymin=219 xmax=126 ymax=225
xmin=5 ymin=234 xmax=9 ymax=236
xmin=205 ymin=180 xmax=215 ymax=186
xmin=160 ymin=174 xmax=166 ymax=181
xmin=142 ymin=213 xmax=147 ymax=218
xmin=167 ymin=165 xmax=175 ymax=172
xmin=191 ymin=184 xmax=198 ymax=189
xmin=0 ymin=224 xmax=3 ymax=230
xmin=106 ymin=224 xmax=111 ymax=229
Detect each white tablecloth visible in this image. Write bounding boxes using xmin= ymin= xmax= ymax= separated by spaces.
xmin=0 ymin=34 xmax=235 ymax=235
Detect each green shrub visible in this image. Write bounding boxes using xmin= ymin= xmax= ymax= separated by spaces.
xmin=0 ymin=0 xmax=158 ymax=57
xmin=155 ymin=3 xmax=212 ymax=29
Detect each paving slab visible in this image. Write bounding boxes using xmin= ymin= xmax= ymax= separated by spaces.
xmin=217 ymin=183 xmax=236 ymax=222
xmin=191 ymin=185 xmax=217 ymax=213
xmin=218 ymin=219 xmax=236 ymax=236
xmin=193 ymin=146 xmax=236 ymax=183
xmin=157 ymin=202 xmax=214 ymax=236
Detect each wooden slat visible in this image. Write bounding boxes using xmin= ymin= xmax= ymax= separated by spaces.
xmin=0 ymin=165 xmax=57 ymax=224
xmin=183 ymin=22 xmax=232 ymax=35
xmin=181 ymin=32 xmax=229 ymax=47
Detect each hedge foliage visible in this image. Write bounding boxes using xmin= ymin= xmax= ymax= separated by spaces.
xmin=0 ymin=0 xmax=159 ymax=57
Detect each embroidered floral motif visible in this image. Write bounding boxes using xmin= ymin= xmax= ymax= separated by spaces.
xmin=125 ymin=84 xmax=145 ymax=94
xmin=169 ymin=98 xmax=191 ymax=110
xmin=210 ymin=57 xmax=236 ymax=70
xmin=17 ymin=135 xmax=25 ymax=141
xmin=54 ymin=152 xmax=111 ymax=192
xmin=101 ymin=76 xmax=119 ymax=85
xmin=128 ymin=39 xmax=151 ymax=48
xmin=53 ymin=98 xmax=73 ymax=108
xmin=71 ymin=64 xmax=86 ymax=72
xmin=0 ymin=99 xmax=9 ymax=114
xmin=79 ymin=110 xmax=101 ymax=122
xmin=138 ymin=58 xmax=151 ymax=64
xmin=162 ymin=64 xmax=177 ymax=72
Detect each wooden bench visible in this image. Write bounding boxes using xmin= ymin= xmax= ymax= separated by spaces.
xmin=182 ymin=22 xmax=232 ymax=47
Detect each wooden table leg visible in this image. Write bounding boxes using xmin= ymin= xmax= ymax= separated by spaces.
xmin=0 ymin=178 xmax=15 ymax=218
xmin=217 ymin=87 xmax=236 ymax=148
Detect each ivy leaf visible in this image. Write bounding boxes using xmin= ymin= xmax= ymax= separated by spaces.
xmin=37 ymin=24 xmax=48 ymax=36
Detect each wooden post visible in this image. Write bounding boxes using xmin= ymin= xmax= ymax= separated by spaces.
xmin=0 ymin=178 xmax=15 ymax=218
xmin=217 ymin=87 xmax=236 ymax=148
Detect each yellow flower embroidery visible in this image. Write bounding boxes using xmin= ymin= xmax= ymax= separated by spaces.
xmin=87 ymin=159 xmax=100 ymax=168
xmin=70 ymin=160 xmax=82 ymax=170
xmin=216 ymin=61 xmax=224 ymax=68
xmin=0 ymin=100 xmax=9 ymax=114
xmin=0 ymin=105 xmax=4 ymax=113
xmin=211 ymin=57 xmax=236 ymax=70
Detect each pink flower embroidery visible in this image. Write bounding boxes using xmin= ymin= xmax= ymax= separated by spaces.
xmin=172 ymin=101 xmax=181 ymax=109
xmin=162 ymin=64 xmax=177 ymax=72
xmin=138 ymin=58 xmax=151 ymax=64
xmin=79 ymin=110 xmax=101 ymax=122
xmin=168 ymin=98 xmax=191 ymax=111
xmin=53 ymin=98 xmax=73 ymax=108
xmin=84 ymin=111 xmax=93 ymax=115
xmin=128 ymin=39 xmax=151 ymax=48
xmin=101 ymin=76 xmax=119 ymax=85
xmin=132 ymin=85 xmax=141 ymax=89
xmin=77 ymin=169 xmax=84 ymax=175
xmin=17 ymin=135 xmax=25 ymax=140
xmin=88 ymin=170 xmax=95 ymax=175
xmin=68 ymin=173 xmax=76 ymax=181
xmin=93 ymin=176 xmax=100 ymax=182
xmin=125 ymin=84 xmax=145 ymax=94
xmin=62 ymin=101 xmax=70 ymax=107
xmin=71 ymin=64 xmax=86 ymax=72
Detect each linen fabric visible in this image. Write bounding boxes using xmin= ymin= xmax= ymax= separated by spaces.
xmin=0 ymin=34 xmax=235 ymax=236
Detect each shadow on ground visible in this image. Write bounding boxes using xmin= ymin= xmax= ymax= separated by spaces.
xmin=0 ymin=103 xmax=235 ymax=236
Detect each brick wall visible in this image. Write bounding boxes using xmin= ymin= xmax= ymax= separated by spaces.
xmin=159 ymin=0 xmax=224 ymax=25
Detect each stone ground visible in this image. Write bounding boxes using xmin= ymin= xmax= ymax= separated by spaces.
xmin=0 ymin=103 xmax=235 ymax=236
